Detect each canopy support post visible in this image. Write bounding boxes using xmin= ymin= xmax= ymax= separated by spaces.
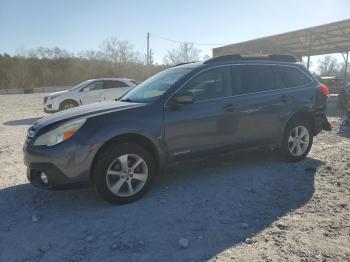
xmin=341 ymin=51 xmax=349 ymax=81
xmin=306 ymin=33 xmax=312 ymax=69
xmin=345 ymin=51 xmax=349 ymax=82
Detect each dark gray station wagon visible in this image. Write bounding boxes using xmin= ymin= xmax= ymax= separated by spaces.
xmin=24 ymin=55 xmax=331 ymax=204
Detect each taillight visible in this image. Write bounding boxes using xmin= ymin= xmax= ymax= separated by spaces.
xmin=319 ymin=85 xmax=329 ymax=97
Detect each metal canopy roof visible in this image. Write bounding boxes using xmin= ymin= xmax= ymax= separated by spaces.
xmin=213 ymin=19 xmax=350 ymax=58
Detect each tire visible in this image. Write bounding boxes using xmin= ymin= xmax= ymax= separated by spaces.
xmin=282 ymin=118 xmax=313 ymax=162
xmin=59 ymin=100 xmax=78 ymax=111
xmin=93 ymin=142 xmax=155 ymax=204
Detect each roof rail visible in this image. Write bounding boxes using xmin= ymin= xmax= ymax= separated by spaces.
xmin=173 ymin=61 xmax=198 ymax=67
xmin=204 ymin=54 xmax=297 ymax=64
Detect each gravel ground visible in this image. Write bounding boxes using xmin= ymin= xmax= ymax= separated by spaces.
xmin=0 ymin=94 xmax=349 ymax=262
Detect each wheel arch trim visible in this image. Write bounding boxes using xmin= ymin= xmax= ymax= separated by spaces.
xmin=89 ymin=133 xmax=163 ymax=181
xmin=281 ymin=109 xmax=315 ymax=142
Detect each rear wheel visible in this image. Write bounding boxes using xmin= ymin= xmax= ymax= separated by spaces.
xmin=59 ymin=100 xmax=78 ymax=111
xmin=282 ymin=119 xmax=313 ymax=161
xmin=93 ymin=142 xmax=155 ymax=204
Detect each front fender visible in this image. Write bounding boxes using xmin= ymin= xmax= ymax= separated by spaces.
xmin=77 ymin=111 xmax=167 ymax=171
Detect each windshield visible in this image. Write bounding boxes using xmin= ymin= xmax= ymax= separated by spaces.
xmin=70 ymin=80 xmax=93 ymax=91
xmin=121 ymin=68 xmax=191 ymax=103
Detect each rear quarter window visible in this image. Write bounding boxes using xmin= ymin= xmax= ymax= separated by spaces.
xmin=277 ymin=66 xmax=312 ymax=88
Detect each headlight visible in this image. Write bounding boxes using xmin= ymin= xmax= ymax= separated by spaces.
xmin=34 ymin=118 xmax=86 ymax=146
xmin=48 ymin=94 xmax=61 ymax=100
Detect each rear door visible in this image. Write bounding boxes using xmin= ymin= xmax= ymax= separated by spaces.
xmin=229 ymin=64 xmax=290 ymax=146
xmin=164 ymin=66 xmax=235 ymax=159
xmin=103 ymin=80 xmax=133 ymax=101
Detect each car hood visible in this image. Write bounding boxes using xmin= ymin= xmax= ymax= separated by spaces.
xmin=32 ymin=101 xmax=145 ymax=131
xmin=46 ymin=90 xmax=69 ymax=97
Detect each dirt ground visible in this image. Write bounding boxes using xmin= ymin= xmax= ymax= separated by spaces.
xmin=0 ymin=93 xmax=349 ymax=262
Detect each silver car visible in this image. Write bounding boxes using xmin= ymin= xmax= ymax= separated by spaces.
xmin=43 ymin=78 xmax=137 ymax=113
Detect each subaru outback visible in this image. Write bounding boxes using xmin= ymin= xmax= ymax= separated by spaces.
xmin=24 ymin=55 xmax=331 ymax=204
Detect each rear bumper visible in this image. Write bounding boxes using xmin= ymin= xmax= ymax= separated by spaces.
xmin=314 ymin=113 xmax=331 ymax=134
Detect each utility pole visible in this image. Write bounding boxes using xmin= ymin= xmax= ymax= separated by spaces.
xmin=149 ymin=49 xmax=153 ymax=65
xmin=147 ymin=32 xmax=150 ymax=75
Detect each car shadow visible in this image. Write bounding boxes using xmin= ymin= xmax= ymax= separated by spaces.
xmin=3 ymin=117 xmax=42 ymax=126
xmin=0 ymin=149 xmax=323 ymax=262
xmin=339 ymin=122 xmax=350 ymax=139
xmin=325 ymin=95 xmax=340 ymax=117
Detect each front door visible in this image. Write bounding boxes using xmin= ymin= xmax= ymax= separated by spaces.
xmin=164 ymin=66 xmax=237 ymax=160
xmin=80 ymin=81 xmax=105 ymax=104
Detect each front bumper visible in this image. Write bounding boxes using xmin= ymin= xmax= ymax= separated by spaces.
xmin=44 ymin=100 xmax=60 ymax=113
xmin=44 ymin=107 xmax=59 ymax=114
xmin=26 ymin=162 xmax=87 ymax=189
xmin=23 ymin=140 xmax=100 ymax=190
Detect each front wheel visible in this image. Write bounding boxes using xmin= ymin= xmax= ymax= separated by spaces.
xmin=59 ymin=100 xmax=78 ymax=111
xmin=93 ymin=142 xmax=155 ymax=204
xmin=282 ymin=119 xmax=313 ymax=161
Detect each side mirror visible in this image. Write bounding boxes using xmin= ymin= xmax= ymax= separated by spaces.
xmin=173 ymin=93 xmax=194 ymax=104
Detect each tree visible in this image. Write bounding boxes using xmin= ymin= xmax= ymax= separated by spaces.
xmin=77 ymin=50 xmax=105 ymax=60
xmin=100 ymin=37 xmax=140 ymax=76
xmin=202 ymin=54 xmax=211 ymax=61
xmin=163 ymin=42 xmax=201 ymax=65
xmin=318 ymin=56 xmax=340 ymax=76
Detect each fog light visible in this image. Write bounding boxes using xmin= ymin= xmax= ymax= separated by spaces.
xmin=40 ymin=172 xmax=48 ymax=184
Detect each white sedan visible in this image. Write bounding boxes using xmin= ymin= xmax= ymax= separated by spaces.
xmin=43 ymin=78 xmax=137 ymax=113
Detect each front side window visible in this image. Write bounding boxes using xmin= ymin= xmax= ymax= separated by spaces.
xmin=83 ymin=81 xmax=104 ymax=91
xmin=176 ymin=67 xmax=230 ymax=102
xmin=236 ymin=65 xmax=275 ymax=94
xmin=121 ymin=68 xmax=191 ymax=103
xmin=277 ymin=66 xmax=312 ymax=87
xmin=70 ymin=80 xmax=93 ymax=91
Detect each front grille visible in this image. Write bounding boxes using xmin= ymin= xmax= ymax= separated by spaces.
xmin=44 ymin=96 xmax=48 ymax=104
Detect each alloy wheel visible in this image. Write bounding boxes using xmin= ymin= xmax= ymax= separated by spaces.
xmin=106 ymin=154 xmax=148 ymax=197
xmin=63 ymin=103 xmax=75 ymax=109
xmin=288 ymin=125 xmax=310 ymax=156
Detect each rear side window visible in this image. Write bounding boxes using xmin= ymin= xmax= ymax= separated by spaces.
xmin=236 ymin=65 xmax=275 ymax=94
xmin=277 ymin=66 xmax=311 ymax=87
xmin=105 ymin=80 xmax=129 ymax=88
xmin=104 ymin=80 xmax=129 ymax=89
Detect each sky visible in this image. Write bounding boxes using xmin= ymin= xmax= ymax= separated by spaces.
xmin=0 ymin=0 xmax=349 ymax=69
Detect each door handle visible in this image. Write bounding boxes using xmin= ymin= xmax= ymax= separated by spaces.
xmin=223 ymin=104 xmax=236 ymax=112
xmin=281 ymin=95 xmax=289 ymax=103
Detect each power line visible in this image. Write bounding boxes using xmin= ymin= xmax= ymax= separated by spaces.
xmin=149 ymin=33 xmax=227 ymax=46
